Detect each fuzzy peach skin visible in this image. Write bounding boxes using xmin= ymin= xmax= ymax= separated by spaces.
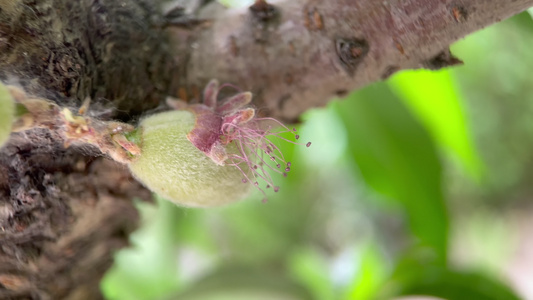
xmin=128 ymin=110 xmax=251 ymax=207
xmin=0 ymin=82 xmax=15 ymax=148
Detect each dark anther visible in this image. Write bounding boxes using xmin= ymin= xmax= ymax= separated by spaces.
xmin=335 ymin=38 xmax=369 ymax=75
xmin=249 ymin=0 xmax=278 ymax=21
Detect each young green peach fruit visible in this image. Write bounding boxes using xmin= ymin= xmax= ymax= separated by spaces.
xmin=0 ymin=82 xmax=15 ymax=148
xmin=128 ymin=110 xmax=251 ymax=207
xmin=127 ymin=80 xmax=310 ymax=207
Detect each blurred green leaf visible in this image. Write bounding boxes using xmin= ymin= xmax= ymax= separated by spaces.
xmin=172 ymin=265 xmax=313 ymax=300
xmin=218 ymin=0 xmax=253 ymax=8
xmin=101 ymin=198 xmax=184 ymax=300
xmin=388 ymin=69 xmax=483 ymax=180
xmin=528 ymin=7 xmax=533 ymax=19
xmin=379 ymin=247 xmax=522 ymax=300
xmin=388 ymin=261 xmax=521 ymax=300
xmin=332 ymin=83 xmax=448 ymax=260
xmin=403 ymin=272 xmax=521 ymax=300
xmin=450 ymin=15 xmax=533 ymax=193
xmin=343 ymin=243 xmax=388 ymax=300
xmin=288 ymin=248 xmax=335 ymax=300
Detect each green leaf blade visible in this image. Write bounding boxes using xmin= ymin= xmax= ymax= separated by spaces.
xmin=388 ymin=69 xmax=483 ymax=180
xmin=333 ymin=83 xmax=448 ymax=260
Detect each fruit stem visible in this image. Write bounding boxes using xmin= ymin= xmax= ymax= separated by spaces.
xmin=6 ymin=85 xmax=140 ymax=164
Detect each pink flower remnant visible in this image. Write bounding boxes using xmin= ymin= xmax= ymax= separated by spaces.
xmin=167 ymin=79 xmax=311 ymax=202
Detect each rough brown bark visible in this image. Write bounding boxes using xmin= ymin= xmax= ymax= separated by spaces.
xmin=0 ymin=135 xmax=150 ymax=299
xmin=0 ymin=0 xmax=531 ymax=299
xmin=0 ymin=1 xmax=162 ymax=299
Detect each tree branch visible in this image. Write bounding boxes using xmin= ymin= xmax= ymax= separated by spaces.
xmin=176 ymin=0 xmax=533 ymax=121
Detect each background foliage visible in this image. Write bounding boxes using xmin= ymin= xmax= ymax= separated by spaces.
xmin=101 ymin=8 xmax=533 ymax=300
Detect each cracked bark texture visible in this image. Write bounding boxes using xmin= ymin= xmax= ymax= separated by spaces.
xmin=0 ymin=0 xmax=531 ymax=299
